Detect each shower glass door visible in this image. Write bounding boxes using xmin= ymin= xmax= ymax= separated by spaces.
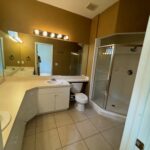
xmin=106 ymin=45 xmax=141 ymax=115
xmin=92 ymin=45 xmax=114 ymax=108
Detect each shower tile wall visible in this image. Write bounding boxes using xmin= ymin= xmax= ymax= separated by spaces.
xmin=106 ymin=45 xmax=141 ymax=115
xmin=92 ymin=44 xmax=142 ymax=116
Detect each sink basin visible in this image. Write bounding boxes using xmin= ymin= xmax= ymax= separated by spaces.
xmin=46 ymin=79 xmax=66 ymax=85
xmin=0 ymin=111 xmax=11 ymax=131
xmin=47 ymin=80 xmax=59 ymax=84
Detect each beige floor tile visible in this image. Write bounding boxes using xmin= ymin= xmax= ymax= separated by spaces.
xmin=68 ymin=110 xmax=88 ymax=122
xmin=36 ymin=129 xmax=61 ymax=150
xmin=54 ymin=111 xmax=73 ymax=127
xmin=62 ymin=141 xmax=88 ymax=150
xmin=22 ymin=135 xmax=35 ymax=150
xmin=36 ymin=114 xmax=56 ymax=133
xmin=58 ymin=124 xmax=82 ymax=147
xmin=24 ymin=118 xmax=36 ymax=136
xmin=84 ymin=106 xmax=98 ymax=118
xmin=85 ymin=133 xmax=112 ymax=150
xmin=90 ymin=116 xmax=120 ymax=132
xmin=102 ymin=125 xmax=124 ymax=150
xmin=76 ymin=120 xmax=98 ymax=138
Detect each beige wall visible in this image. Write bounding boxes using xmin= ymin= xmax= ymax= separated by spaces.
xmin=0 ymin=0 xmax=91 ymax=44
xmin=86 ymin=16 xmax=99 ymax=78
xmin=81 ymin=45 xmax=89 ymax=75
xmin=116 ymin=0 xmax=150 ymax=33
xmin=97 ymin=2 xmax=119 ymax=38
xmin=86 ymin=2 xmax=120 ymax=80
xmin=86 ymin=0 xmax=150 ymax=95
xmin=86 ymin=0 xmax=150 ymax=79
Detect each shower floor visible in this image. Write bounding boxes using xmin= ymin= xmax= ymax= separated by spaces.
xmin=93 ymin=98 xmax=129 ymax=116
xmin=106 ymin=99 xmax=129 ymax=115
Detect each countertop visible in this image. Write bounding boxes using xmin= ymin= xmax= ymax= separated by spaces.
xmin=0 ymin=76 xmax=70 ymax=146
xmin=52 ymin=75 xmax=89 ymax=82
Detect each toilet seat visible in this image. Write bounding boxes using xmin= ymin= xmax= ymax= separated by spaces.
xmin=75 ymin=93 xmax=88 ymax=104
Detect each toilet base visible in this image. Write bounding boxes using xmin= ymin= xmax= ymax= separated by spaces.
xmin=75 ymin=103 xmax=85 ymax=112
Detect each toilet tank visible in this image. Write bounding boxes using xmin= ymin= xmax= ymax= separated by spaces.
xmin=71 ymin=83 xmax=83 ymax=93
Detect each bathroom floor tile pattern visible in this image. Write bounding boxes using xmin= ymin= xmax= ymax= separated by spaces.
xmin=22 ymin=105 xmax=125 ymax=150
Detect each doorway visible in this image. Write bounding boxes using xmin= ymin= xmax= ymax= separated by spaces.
xmin=35 ymin=42 xmax=53 ymax=76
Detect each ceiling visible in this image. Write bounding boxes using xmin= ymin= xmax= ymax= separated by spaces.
xmin=37 ymin=0 xmax=119 ymax=19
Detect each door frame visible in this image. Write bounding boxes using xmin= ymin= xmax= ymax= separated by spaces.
xmin=35 ymin=42 xmax=53 ymax=75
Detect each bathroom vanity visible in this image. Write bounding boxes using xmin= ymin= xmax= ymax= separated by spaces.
xmin=0 ymin=75 xmax=89 ymax=150
xmin=37 ymin=86 xmax=70 ymax=114
xmin=0 ymin=77 xmax=70 ymax=150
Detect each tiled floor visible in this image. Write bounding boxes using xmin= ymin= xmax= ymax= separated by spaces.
xmin=22 ymin=104 xmax=124 ymax=150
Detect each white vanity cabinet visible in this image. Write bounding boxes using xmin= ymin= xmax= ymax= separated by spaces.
xmin=18 ymin=89 xmax=37 ymax=122
xmin=37 ymin=86 xmax=70 ymax=114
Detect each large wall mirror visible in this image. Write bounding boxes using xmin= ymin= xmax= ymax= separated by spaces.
xmin=0 ymin=30 xmax=89 ymax=77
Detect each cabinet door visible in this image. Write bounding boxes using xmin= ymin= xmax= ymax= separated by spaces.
xmin=37 ymin=93 xmax=55 ymax=114
xmin=55 ymin=92 xmax=70 ymax=111
xmin=19 ymin=90 xmax=37 ymax=122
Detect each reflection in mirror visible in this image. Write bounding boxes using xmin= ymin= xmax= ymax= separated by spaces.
xmin=0 ymin=37 xmax=4 ymax=82
xmin=0 ymin=30 xmax=88 ymax=77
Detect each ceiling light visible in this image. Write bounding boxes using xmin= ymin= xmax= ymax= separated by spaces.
xmin=34 ymin=29 xmax=40 ymax=35
xmin=50 ymin=33 xmax=55 ymax=38
xmin=57 ymin=34 xmax=62 ymax=39
xmin=43 ymin=31 xmax=48 ymax=37
xmin=64 ymin=35 xmax=69 ymax=40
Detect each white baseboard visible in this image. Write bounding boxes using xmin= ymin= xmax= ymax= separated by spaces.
xmin=89 ymin=100 xmax=126 ymax=122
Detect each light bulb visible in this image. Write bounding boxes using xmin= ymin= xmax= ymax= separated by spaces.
xmin=57 ymin=34 xmax=62 ymax=39
xmin=43 ymin=31 xmax=48 ymax=37
xmin=34 ymin=29 xmax=40 ymax=35
xmin=64 ymin=35 xmax=69 ymax=40
xmin=50 ymin=33 xmax=55 ymax=38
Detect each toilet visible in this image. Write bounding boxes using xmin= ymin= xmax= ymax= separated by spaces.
xmin=71 ymin=83 xmax=88 ymax=111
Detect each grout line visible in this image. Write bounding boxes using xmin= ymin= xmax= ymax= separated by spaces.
xmin=23 ymin=107 xmax=122 ymax=150
xmin=74 ymin=119 xmax=90 ymax=150
xmin=53 ymin=113 xmax=63 ymax=149
xmin=100 ymin=131 xmax=115 ymax=150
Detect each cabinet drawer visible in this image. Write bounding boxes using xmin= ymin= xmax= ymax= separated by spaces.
xmin=38 ymin=87 xmax=70 ymax=94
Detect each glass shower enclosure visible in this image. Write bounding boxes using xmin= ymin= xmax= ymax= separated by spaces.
xmin=92 ymin=44 xmax=142 ymax=116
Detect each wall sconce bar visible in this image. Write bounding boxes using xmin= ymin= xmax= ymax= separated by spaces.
xmin=33 ymin=29 xmax=69 ymax=41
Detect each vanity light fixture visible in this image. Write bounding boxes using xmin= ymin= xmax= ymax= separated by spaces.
xmin=50 ymin=33 xmax=55 ymax=38
xmin=33 ymin=29 xmax=69 ymax=41
xmin=64 ymin=35 xmax=69 ymax=40
xmin=57 ymin=34 xmax=62 ymax=39
xmin=34 ymin=29 xmax=40 ymax=35
xmin=43 ymin=31 xmax=48 ymax=37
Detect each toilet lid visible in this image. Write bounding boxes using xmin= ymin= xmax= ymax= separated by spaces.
xmin=75 ymin=93 xmax=88 ymax=103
